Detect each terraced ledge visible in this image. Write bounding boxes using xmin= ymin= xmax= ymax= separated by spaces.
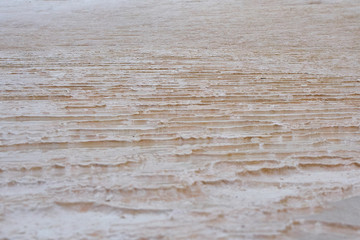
xmin=0 ymin=0 xmax=359 ymax=239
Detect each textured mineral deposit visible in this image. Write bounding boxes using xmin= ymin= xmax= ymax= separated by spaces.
xmin=0 ymin=0 xmax=360 ymax=239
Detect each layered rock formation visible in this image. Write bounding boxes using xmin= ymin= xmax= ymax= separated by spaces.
xmin=0 ymin=0 xmax=359 ymax=239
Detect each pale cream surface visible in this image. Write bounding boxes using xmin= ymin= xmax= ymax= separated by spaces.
xmin=0 ymin=0 xmax=360 ymax=239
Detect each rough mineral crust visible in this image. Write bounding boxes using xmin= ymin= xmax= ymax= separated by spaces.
xmin=0 ymin=0 xmax=360 ymax=239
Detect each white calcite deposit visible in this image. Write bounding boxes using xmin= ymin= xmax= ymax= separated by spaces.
xmin=0 ymin=0 xmax=360 ymax=239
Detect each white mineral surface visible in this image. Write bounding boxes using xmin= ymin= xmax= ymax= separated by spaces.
xmin=0 ymin=0 xmax=360 ymax=239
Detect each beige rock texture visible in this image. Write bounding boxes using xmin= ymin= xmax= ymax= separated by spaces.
xmin=0 ymin=0 xmax=360 ymax=239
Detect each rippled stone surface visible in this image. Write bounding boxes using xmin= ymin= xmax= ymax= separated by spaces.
xmin=0 ymin=0 xmax=360 ymax=239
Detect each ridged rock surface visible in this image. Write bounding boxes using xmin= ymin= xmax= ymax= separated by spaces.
xmin=0 ymin=0 xmax=360 ymax=239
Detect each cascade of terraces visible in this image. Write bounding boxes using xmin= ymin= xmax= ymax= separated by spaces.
xmin=0 ymin=0 xmax=359 ymax=239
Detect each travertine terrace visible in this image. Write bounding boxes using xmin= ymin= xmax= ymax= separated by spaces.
xmin=0 ymin=0 xmax=360 ymax=239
